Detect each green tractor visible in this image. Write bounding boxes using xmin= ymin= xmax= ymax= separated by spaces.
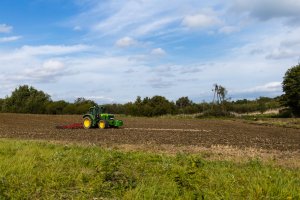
xmin=82 ymin=106 xmax=123 ymax=129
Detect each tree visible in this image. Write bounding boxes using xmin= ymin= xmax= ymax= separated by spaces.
xmin=176 ymin=97 xmax=196 ymax=114
xmin=0 ymin=98 xmax=4 ymax=112
xmin=217 ymin=85 xmax=227 ymax=103
xmin=208 ymin=84 xmax=230 ymax=116
xmin=176 ymin=97 xmax=192 ymax=108
xmin=212 ymin=84 xmax=228 ymax=104
xmin=73 ymin=97 xmax=97 ymax=114
xmin=147 ymin=96 xmax=176 ymax=116
xmin=135 ymin=96 xmax=142 ymax=104
xmin=45 ymin=100 xmax=68 ymax=114
xmin=282 ymin=64 xmax=300 ymax=116
xmin=2 ymin=85 xmax=50 ymax=113
xmin=74 ymin=97 xmax=96 ymax=105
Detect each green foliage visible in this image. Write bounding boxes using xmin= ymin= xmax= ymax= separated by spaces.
xmin=104 ymin=103 xmax=125 ymax=114
xmin=227 ymin=97 xmax=280 ymax=114
xmin=198 ymin=105 xmax=233 ymax=118
xmin=73 ymin=98 xmax=97 ymax=114
xmin=2 ymin=85 xmax=50 ymax=113
xmin=59 ymin=98 xmax=96 ymax=115
xmin=242 ymin=115 xmax=300 ymax=129
xmin=0 ymin=98 xmax=4 ymax=112
xmin=0 ymin=139 xmax=299 ymax=199
xmin=176 ymin=96 xmax=192 ymax=108
xmin=0 ymin=85 xmax=98 ymax=115
xmin=282 ymin=64 xmax=300 ymax=116
xmin=0 ymin=85 xmax=282 ymax=116
xmin=123 ymin=96 xmax=176 ymax=117
xmin=62 ymin=103 xmax=77 ymax=114
xmin=45 ymin=100 xmax=68 ymax=114
xmin=278 ymin=108 xmax=293 ymax=118
xmin=176 ymin=97 xmax=198 ymax=114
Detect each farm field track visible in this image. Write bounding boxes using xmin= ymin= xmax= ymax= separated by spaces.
xmin=0 ymin=113 xmax=299 ymax=152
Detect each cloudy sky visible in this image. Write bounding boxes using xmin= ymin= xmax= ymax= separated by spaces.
xmin=1 ymin=0 xmax=300 ymax=103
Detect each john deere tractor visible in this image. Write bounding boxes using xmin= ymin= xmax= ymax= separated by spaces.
xmin=82 ymin=106 xmax=123 ymax=129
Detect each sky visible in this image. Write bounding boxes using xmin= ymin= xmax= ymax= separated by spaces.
xmin=1 ymin=0 xmax=300 ymax=104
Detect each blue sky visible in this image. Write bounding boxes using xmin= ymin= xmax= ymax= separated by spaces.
xmin=1 ymin=0 xmax=300 ymax=103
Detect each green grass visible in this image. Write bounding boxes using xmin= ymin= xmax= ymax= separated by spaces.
xmin=241 ymin=114 xmax=300 ymax=129
xmin=0 ymin=139 xmax=299 ymax=199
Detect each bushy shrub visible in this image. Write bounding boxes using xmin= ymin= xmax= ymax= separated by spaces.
xmin=196 ymin=106 xmax=233 ymax=118
xmin=277 ymin=108 xmax=293 ymax=118
xmin=282 ymin=64 xmax=300 ymax=116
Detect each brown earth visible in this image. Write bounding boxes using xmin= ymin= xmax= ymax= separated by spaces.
xmin=0 ymin=113 xmax=299 ymax=151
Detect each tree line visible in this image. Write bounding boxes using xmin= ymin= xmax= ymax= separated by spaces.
xmin=0 ymin=63 xmax=299 ymax=117
xmin=0 ymin=85 xmax=281 ymax=116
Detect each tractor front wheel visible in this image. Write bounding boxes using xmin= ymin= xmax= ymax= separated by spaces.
xmin=83 ymin=117 xmax=92 ymax=129
xmin=98 ymin=120 xmax=107 ymax=129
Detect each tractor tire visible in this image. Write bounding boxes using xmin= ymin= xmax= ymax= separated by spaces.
xmin=98 ymin=120 xmax=108 ymax=129
xmin=83 ymin=117 xmax=92 ymax=129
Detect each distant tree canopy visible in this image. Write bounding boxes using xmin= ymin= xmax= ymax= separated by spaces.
xmin=1 ymin=85 xmax=97 ymax=115
xmin=176 ymin=97 xmax=193 ymax=108
xmin=0 ymin=85 xmax=282 ymax=117
xmin=0 ymin=98 xmax=4 ymax=112
xmin=2 ymin=85 xmax=50 ymax=113
xmin=282 ymin=64 xmax=300 ymax=116
xmin=122 ymin=95 xmax=176 ymax=117
xmin=72 ymin=98 xmax=97 ymax=114
xmin=45 ymin=100 xmax=68 ymax=115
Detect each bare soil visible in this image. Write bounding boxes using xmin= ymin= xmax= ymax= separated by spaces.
xmin=0 ymin=113 xmax=299 ymax=151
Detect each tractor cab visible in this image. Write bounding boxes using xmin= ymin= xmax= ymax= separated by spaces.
xmin=88 ymin=106 xmax=98 ymax=117
xmin=88 ymin=106 xmax=105 ymax=116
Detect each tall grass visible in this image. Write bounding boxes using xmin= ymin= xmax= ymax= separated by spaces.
xmin=0 ymin=139 xmax=299 ymax=199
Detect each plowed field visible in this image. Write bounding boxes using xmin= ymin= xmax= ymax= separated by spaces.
xmin=0 ymin=113 xmax=299 ymax=151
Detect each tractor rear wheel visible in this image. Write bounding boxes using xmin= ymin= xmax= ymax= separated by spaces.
xmin=98 ymin=120 xmax=107 ymax=129
xmin=83 ymin=117 xmax=92 ymax=129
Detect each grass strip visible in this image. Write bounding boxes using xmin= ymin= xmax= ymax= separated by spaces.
xmin=0 ymin=139 xmax=299 ymax=199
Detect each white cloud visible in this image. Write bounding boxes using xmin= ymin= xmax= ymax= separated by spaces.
xmin=5 ymin=60 xmax=74 ymax=83
xmin=232 ymin=26 xmax=300 ymax=61
xmin=73 ymin=26 xmax=82 ymax=31
xmin=151 ymin=48 xmax=166 ymax=56
xmin=182 ymin=13 xmax=221 ymax=29
xmin=264 ymin=30 xmax=300 ymax=60
xmin=2 ymin=1 xmax=299 ymax=102
xmin=0 ymin=24 xmax=12 ymax=33
xmin=19 ymin=44 xmax=91 ymax=56
xmin=133 ymin=17 xmax=178 ymax=36
xmin=228 ymin=82 xmax=283 ymax=99
xmin=147 ymin=77 xmax=174 ymax=89
xmin=0 ymin=36 xmax=22 ymax=43
xmin=0 ymin=46 xmax=289 ymax=102
xmin=231 ymin=0 xmax=300 ymax=21
xmin=115 ymin=37 xmax=137 ymax=47
xmin=243 ymin=82 xmax=282 ymax=93
xmin=91 ymin=1 xmax=162 ymax=35
xmin=24 ymin=60 xmax=65 ymax=81
xmin=72 ymin=1 xmax=222 ymax=39
xmin=266 ymin=49 xmax=299 ymax=60
xmin=0 ymin=44 xmax=91 ymax=61
xmin=41 ymin=60 xmax=65 ymax=71
xmin=218 ymin=26 xmax=240 ymax=34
